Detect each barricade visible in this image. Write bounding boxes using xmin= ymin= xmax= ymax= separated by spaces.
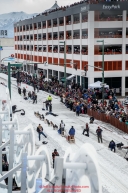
xmin=87 ymin=109 xmax=128 ymax=134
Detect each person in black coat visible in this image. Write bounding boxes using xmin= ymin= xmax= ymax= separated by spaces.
xmin=18 ymin=87 xmax=21 ymax=95
xmin=96 ymin=126 xmax=103 ymax=143
xmin=108 ymin=140 xmax=116 ymax=152
xmin=33 ymin=94 xmax=37 ymax=104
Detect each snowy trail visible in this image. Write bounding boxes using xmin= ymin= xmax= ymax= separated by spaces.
xmin=1 ymin=74 xmax=128 ymax=193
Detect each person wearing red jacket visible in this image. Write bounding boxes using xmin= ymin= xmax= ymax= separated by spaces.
xmin=52 ymin=149 xmax=59 ymax=168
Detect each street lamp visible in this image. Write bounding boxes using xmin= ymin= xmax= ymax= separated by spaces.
xmin=8 ymin=62 xmax=22 ymax=99
xmin=59 ymin=41 xmax=66 ymax=89
xmin=97 ymin=40 xmax=104 ymax=104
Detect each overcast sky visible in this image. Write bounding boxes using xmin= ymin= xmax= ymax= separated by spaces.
xmin=0 ymin=0 xmax=79 ymax=14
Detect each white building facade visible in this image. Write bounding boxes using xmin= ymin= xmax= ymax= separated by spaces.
xmin=0 ymin=38 xmax=14 ymax=64
xmin=14 ymin=1 xmax=128 ymax=96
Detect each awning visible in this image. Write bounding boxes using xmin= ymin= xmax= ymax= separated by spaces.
xmin=66 ymin=74 xmax=75 ymax=80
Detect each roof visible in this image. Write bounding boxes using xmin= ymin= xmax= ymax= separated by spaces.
xmin=45 ymin=1 xmax=60 ymax=12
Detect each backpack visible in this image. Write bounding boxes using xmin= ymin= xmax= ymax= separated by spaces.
xmin=37 ymin=127 xmax=40 ymax=132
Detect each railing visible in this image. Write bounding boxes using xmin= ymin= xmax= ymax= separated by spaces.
xmin=59 ymin=23 xmax=64 ymax=26
xmin=95 ymin=17 xmax=122 ymax=22
xmin=66 ymin=21 xmax=71 ymax=25
xmin=82 ymin=18 xmax=88 ymax=22
xmin=95 ymin=51 xmax=122 ymax=55
xmin=73 ymin=20 xmax=80 ymax=24
xmin=67 ymin=51 xmax=72 ymax=54
xmin=73 ymin=35 xmax=80 ymax=39
xmin=95 ymin=35 xmax=122 ymax=38
xmin=82 ymin=35 xmax=88 ymax=39
xmin=87 ymin=109 xmax=128 ymax=134
xmin=59 ymin=36 xmax=64 ymax=40
xmin=81 ymin=51 xmax=88 ymax=55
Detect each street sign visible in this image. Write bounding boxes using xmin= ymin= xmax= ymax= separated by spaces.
xmin=100 ymin=83 xmax=106 ymax=87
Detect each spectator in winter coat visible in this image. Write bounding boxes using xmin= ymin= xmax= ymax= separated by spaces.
xmin=37 ymin=124 xmax=47 ymax=140
xmin=60 ymin=120 xmax=65 ymax=134
xmin=109 ymin=140 xmax=116 ymax=152
xmin=90 ymin=116 xmax=94 ymax=123
xmin=69 ymin=126 xmax=75 ymax=136
xmin=96 ymin=126 xmax=103 ymax=143
xmin=18 ymin=87 xmax=21 ymax=95
xmin=52 ymin=149 xmax=59 ymax=168
xmin=23 ymin=87 xmax=26 ymax=97
xmin=33 ymin=94 xmax=37 ymax=104
xmin=76 ymin=104 xmax=80 ymax=116
xmin=82 ymin=123 xmax=89 ymax=136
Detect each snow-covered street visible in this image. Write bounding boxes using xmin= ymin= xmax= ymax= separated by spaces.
xmin=0 ymin=73 xmax=128 ymax=193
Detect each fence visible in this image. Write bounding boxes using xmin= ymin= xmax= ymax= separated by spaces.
xmin=87 ymin=109 xmax=128 ymax=134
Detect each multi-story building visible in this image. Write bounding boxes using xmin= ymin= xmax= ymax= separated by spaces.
xmin=14 ymin=1 xmax=128 ymax=96
xmin=0 ymin=38 xmax=14 ymax=64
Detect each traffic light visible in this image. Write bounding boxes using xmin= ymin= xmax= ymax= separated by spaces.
xmin=34 ymin=63 xmax=37 ymax=70
xmin=74 ymin=63 xmax=77 ymax=70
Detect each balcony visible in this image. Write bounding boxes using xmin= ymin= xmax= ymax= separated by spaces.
xmin=66 ymin=16 xmax=71 ymax=25
xmin=95 ymin=28 xmax=122 ymax=39
xmin=38 ymin=22 xmax=41 ymax=29
xmin=73 ymin=30 xmax=80 ymax=39
xmin=73 ymin=14 xmax=80 ymax=24
xmin=94 ymin=45 xmax=122 ymax=55
xmin=95 ymin=11 xmax=123 ymax=21
xmin=82 ymin=13 xmax=88 ymax=22
xmin=59 ymin=17 xmax=64 ymax=26
xmin=81 ymin=47 xmax=88 ymax=55
xmin=74 ymin=46 xmax=80 ymax=55
xmin=53 ymin=19 xmax=57 ymax=27
xmin=53 ymin=46 xmax=58 ymax=53
xmin=67 ymin=46 xmax=72 ymax=54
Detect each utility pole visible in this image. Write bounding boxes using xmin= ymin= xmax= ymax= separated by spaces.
xmin=97 ymin=40 xmax=104 ymax=104
xmin=60 ymin=41 xmax=66 ymax=90
xmin=8 ymin=62 xmax=22 ymax=99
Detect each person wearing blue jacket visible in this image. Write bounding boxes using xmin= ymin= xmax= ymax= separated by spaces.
xmin=69 ymin=126 xmax=75 ymax=136
xmin=76 ymin=105 xmax=80 ymax=116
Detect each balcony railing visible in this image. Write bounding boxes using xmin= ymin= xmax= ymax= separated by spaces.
xmin=59 ymin=23 xmax=64 ymax=26
xmin=66 ymin=21 xmax=71 ymax=25
xmin=74 ymin=51 xmax=80 ymax=54
xmin=96 ymin=17 xmax=122 ymax=22
xmin=95 ymin=34 xmax=122 ymax=38
xmin=59 ymin=36 xmax=64 ymax=40
xmin=82 ymin=35 xmax=88 ymax=39
xmin=53 ymin=37 xmax=58 ymax=40
xmin=95 ymin=51 xmax=122 ymax=55
xmin=67 ymin=51 xmax=72 ymax=54
xmin=73 ymin=35 xmax=80 ymax=39
xmin=53 ymin=50 xmax=58 ymax=53
xmin=82 ymin=18 xmax=88 ymax=22
xmin=66 ymin=36 xmax=72 ymax=39
xmin=81 ymin=51 xmax=88 ymax=55
xmin=73 ymin=20 xmax=80 ymax=24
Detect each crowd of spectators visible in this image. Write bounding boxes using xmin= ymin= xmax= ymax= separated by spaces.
xmin=12 ymin=70 xmax=128 ymax=125
xmin=1 ymin=66 xmax=127 ymax=125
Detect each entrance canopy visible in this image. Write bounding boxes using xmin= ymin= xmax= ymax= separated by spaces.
xmin=88 ymin=81 xmax=109 ymax=89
